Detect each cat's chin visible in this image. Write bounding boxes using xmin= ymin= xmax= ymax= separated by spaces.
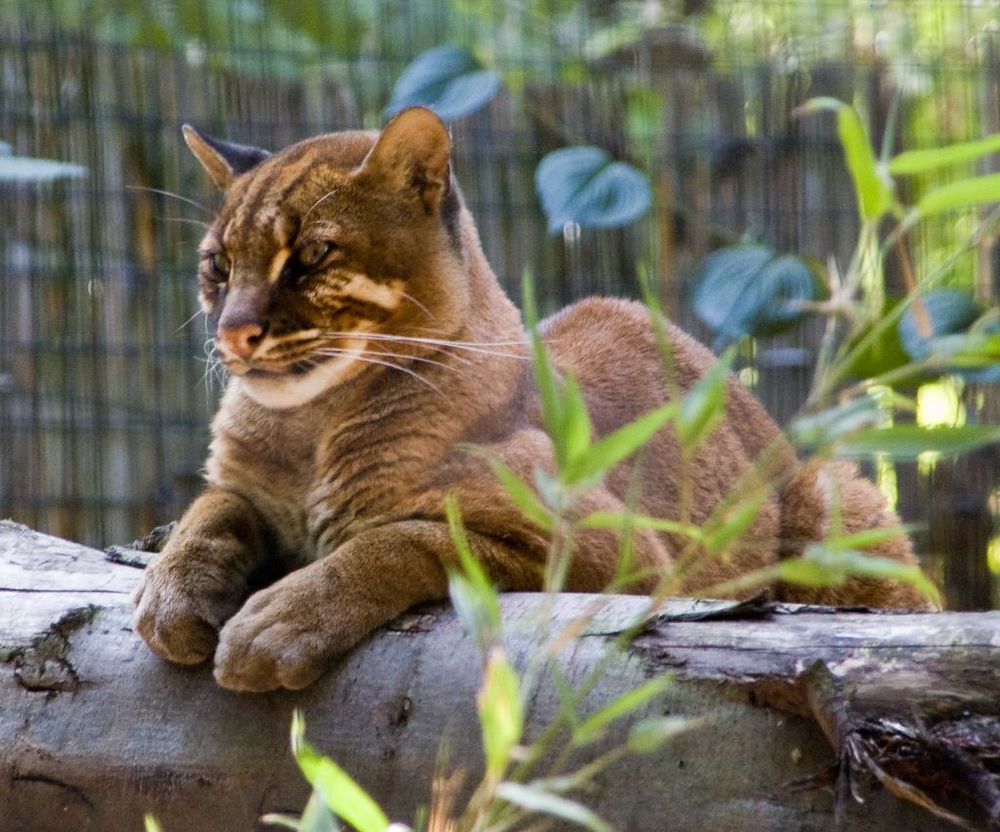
xmin=235 ymin=340 xmax=367 ymax=410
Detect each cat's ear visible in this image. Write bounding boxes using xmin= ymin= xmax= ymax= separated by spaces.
xmin=358 ymin=107 xmax=451 ymax=213
xmin=182 ymin=125 xmax=270 ymax=188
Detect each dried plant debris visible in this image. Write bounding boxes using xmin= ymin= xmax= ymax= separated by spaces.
xmin=104 ymin=522 xmax=176 ymax=568
xmin=799 ymin=661 xmax=1000 ymax=831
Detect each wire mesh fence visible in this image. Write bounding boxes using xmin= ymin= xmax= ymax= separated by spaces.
xmin=1 ymin=0 xmax=998 ymax=607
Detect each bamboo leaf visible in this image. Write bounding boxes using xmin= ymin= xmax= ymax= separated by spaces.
xmin=916 ymin=172 xmax=1000 ymax=217
xmin=574 ymin=674 xmax=672 ymax=745
xmin=889 ymin=134 xmax=1000 ymax=175
xmin=780 ymin=545 xmax=941 ymax=604
xmin=561 ymin=373 xmax=593 ymax=464
xmin=676 ymin=350 xmax=733 ymax=451
xmin=496 ymin=783 xmax=613 ymax=832
xmin=478 ymin=649 xmax=524 ymax=780
xmin=836 ymin=425 xmax=1000 ymax=460
xmin=703 ymin=492 xmax=769 ymax=553
xmin=788 ymin=395 xmax=884 ymax=448
xmin=799 ymin=98 xmax=893 ymax=220
xmin=578 ymin=510 xmax=704 ymax=542
xmin=262 ymin=790 xmax=341 ymax=832
xmin=627 ymin=716 xmax=699 ymax=754
xmin=562 ymin=401 xmax=677 ymax=486
xmin=488 ymin=460 xmax=555 ymax=532
xmin=445 ymin=495 xmax=501 ymax=646
xmin=290 ymin=712 xmax=390 ymax=832
xmin=522 ymin=272 xmax=564 ymax=462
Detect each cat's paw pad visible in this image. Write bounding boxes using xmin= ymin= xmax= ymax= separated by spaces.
xmin=213 ymin=596 xmax=329 ymax=692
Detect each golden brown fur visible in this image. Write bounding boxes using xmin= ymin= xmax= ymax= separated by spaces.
xmin=133 ymin=108 xmax=935 ymax=692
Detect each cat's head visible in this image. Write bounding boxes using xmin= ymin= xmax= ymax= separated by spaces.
xmin=184 ymin=107 xmax=469 ymax=409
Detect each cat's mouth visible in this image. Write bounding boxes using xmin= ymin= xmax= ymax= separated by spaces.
xmin=243 ymin=359 xmax=319 ymax=378
xmin=220 ymin=351 xmax=332 ymax=378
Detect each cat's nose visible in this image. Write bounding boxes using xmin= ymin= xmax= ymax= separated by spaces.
xmin=217 ymin=321 xmax=267 ymax=360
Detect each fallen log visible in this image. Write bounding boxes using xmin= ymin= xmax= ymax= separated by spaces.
xmin=1 ymin=519 xmax=998 ymax=831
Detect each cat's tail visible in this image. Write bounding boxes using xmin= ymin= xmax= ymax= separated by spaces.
xmin=777 ymin=459 xmax=939 ymax=610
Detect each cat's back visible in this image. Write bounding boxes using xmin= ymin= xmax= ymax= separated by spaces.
xmin=539 ymin=296 xmax=788 ymax=461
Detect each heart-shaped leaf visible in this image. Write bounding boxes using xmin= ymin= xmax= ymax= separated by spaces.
xmin=535 ymin=146 xmax=652 ymax=233
xmin=692 ymin=245 xmax=819 ymax=344
xmin=898 ymin=290 xmax=981 ymax=361
xmin=385 ymin=46 xmax=501 ymax=121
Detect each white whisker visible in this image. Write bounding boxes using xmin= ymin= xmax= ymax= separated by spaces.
xmin=128 ymin=185 xmax=211 ymax=216
xmin=320 ymin=331 xmax=529 ymax=360
xmin=159 ymin=215 xmax=212 ymax=231
xmin=176 ymin=308 xmax=204 ymax=333
xmin=313 ymin=346 xmax=469 ymax=377
xmin=398 ymin=291 xmax=436 ymax=321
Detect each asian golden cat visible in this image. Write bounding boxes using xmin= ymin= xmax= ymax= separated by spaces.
xmin=133 ymin=107 xmax=933 ymax=692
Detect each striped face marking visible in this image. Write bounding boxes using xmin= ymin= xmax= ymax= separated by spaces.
xmin=192 ymin=126 xmax=451 ymax=410
xmin=267 ymin=247 xmax=292 ymax=284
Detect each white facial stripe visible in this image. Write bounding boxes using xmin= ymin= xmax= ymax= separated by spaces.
xmin=340 ymin=271 xmax=401 ymax=310
xmin=268 ymin=248 xmax=292 ymax=284
xmin=237 ymin=338 xmax=367 ymax=410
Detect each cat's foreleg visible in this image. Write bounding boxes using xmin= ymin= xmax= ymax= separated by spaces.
xmin=211 ymin=519 xmax=466 ymax=692
xmin=132 ymin=489 xmax=272 ymax=665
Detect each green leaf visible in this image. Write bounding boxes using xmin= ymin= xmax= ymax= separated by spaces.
xmin=703 ymin=492 xmax=769 ymax=553
xmin=890 ymin=134 xmax=1000 ymax=175
xmin=290 ymin=712 xmax=390 ymax=832
xmin=522 ymin=272 xmax=564 ymax=462
xmin=496 ymin=783 xmax=613 ymax=832
xmin=535 ymin=146 xmax=652 ymax=233
xmin=843 ymin=297 xmax=912 ymax=379
xmin=144 ymin=815 xmax=164 ymax=832
xmin=478 ymin=649 xmax=524 ymax=780
xmin=385 ymin=46 xmax=501 ymax=120
xmin=578 ymin=510 xmax=704 ymax=542
xmin=821 ymin=525 xmax=915 ymax=553
xmin=944 ymin=329 xmax=1000 ymax=382
xmin=488 ymin=460 xmax=554 ymax=532
xmin=627 ymin=716 xmax=698 ymax=754
xmin=788 ymin=395 xmax=884 ymax=448
xmin=836 ymin=425 xmax=1000 ymax=460
xmin=916 ymin=172 xmax=1000 ymax=217
xmin=898 ymin=290 xmax=982 ymax=361
xmin=779 ymin=545 xmax=940 ymax=604
xmin=561 ymin=400 xmax=677 ymax=486
xmin=0 ymin=155 xmax=88 ymax=182
xmin=799 ymin=97 xmax=893 ymax=220
xmin=692 ymin=246 xmax=818 ymax=344
xmin=445 ymin=495 xmax=501 ymax=645
xmin=261 ymin=790 xmax=341 ymax=832
xmin=676 ymin=350 xmax=733 ymax=452
xmin=560 ymin=373 xmax=594 ymax=464
xmin=574 ymin=674 xmax=672 ymax=745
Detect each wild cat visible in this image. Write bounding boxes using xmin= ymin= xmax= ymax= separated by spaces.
xmin=133 ymin=107 xmax=932 ymax=692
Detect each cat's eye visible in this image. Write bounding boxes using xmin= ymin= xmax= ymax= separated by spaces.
xmin=209 ymin=252 xmax=231 ymax=280
xmin=297 ymin=241 xmax=332 ymax=270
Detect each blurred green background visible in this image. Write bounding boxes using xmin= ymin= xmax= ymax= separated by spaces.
xmin=1 ymin=0 xmax=999 ymax=607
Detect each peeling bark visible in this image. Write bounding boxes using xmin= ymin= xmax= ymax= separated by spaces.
xmin=2 ymin=520 xmax=999 ymax=831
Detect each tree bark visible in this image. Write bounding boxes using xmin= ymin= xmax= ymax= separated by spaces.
xmin=1 ymin=519 xmax=998 ymax=832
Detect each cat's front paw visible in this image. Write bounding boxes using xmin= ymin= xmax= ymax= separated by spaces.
xmin=212 ymin=588 xmax=331 ymax=693
xmin=132 ymin=554 xmax=244 ymax=666
xmin=213 ymin=566 xmax=367 ymax=692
